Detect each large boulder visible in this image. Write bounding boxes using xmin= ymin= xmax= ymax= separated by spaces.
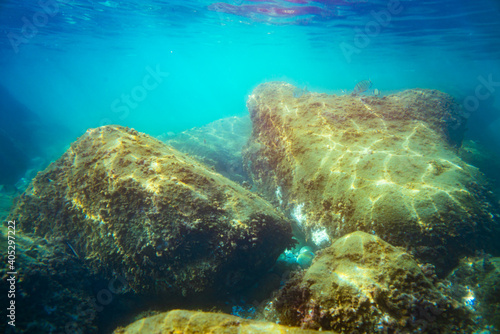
xmin=243 ymin=82 xmax=500 ymax=273
xmin=113 ymin=309 xmax=336 ymax=334
xmin=272 ymin=231 xmax=478 ymax=333
xmin=9 ymin=125 xmax=293 ymax=299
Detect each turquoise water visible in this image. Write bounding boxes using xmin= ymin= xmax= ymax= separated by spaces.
xmin=1 ymin=1 xmax=499 ymax=150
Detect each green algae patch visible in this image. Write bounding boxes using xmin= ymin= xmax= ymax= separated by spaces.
xmin=273 ymin=231 xmax=477 ymax=333
xmin=9 ymin=125 xmax=293 ymax=298
xmin=243 ymin=82 xmax=500 ymax=272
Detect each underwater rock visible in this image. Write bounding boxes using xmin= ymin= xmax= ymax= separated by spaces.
xmin=0 ymin=225 xmax=101 ymax=333
xmin=113 ymin=309 xmax=336 ymax=334
xmin=243 ymin=82 xmax=500 ymax=273
xmin=446 ymin=255 xmax=500 ymax=329
xmin=163 ymin=116 xmax=252 ymax=184
xmin=272 ymin=231 xmax=477 ymax=333
xmin=8 ymin=125 xmax=293 ymax=299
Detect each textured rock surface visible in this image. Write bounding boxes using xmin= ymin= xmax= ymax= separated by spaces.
xmin=0 ymin=225 xmax=100 ymax=333
xmin=9 ymin=125 xmax=293 ymax=298
xmin=447 ymin=256 xmax=500 ymax=329
xmin=243 ymin=82 xmax=500 ymax=272
xmin=272 ymin=231 xmax=477 ymax=333
xmin=113 ymin=309 xmax=336 ymax=334
xmin=164 ymin=116 xmax=252 ymax=184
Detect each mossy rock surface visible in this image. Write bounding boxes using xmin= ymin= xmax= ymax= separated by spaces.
xmin=273 ymin=231 xmax=477 ymax=333
xmin=9 ymin=125 xmax=293 ymax=298
xmin=0 ymin=225 xmax=101 ymax=333
xmin=113 ymin=309 xmax=336 ymax=334
xmin=447 ymin=256 xmax=500 ymax=329
xmin=243 ymin=82 xmax=500 ymax=272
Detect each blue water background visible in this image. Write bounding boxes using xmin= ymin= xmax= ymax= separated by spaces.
xmin=0 ymin=0 xmax=499 ymax=164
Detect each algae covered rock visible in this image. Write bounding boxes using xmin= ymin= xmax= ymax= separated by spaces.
xmin=243 ymin=82 xmax=500 ymax=272
xmin=113 ymin=309 xmax=336 ymax=334
xmin=9 ymin=125 xmax=293 ymax=298
xmin=273 ymin=231 xmax=477 ymax=333
xmin=0 ymin=224 xmax=102 ymax=334
xmin=447 ymin=256 xmax=500 ymax=329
